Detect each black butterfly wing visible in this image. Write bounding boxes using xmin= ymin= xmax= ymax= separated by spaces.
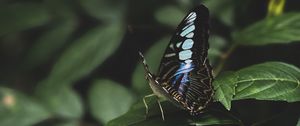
xmin=156 ymin=5 xmax=213 ymax=114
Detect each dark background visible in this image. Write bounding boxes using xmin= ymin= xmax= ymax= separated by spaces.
xmin=0 ymin=0 xmax=300 ymax=126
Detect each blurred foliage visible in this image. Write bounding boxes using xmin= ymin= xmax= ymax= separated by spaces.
xmin=0 ymin=87 xmax=49 ymax=126
xmin=234 ymin=13 xmax=300 ymax=45
xmin=0 ymin=0 xmax=300 ymax=126
xmin=0 ymin=3 xmax=51 ymax=36
xmin=89 ymin=79 xmax=135 ymax=123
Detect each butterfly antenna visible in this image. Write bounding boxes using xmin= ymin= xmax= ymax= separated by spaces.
xmin=138 ymin=51 xmax=153 ymax=78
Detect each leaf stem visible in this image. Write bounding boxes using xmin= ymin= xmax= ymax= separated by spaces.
xmin=214 ymin=44 xmax=238 ymax=77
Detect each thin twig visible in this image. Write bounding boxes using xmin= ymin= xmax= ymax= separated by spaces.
xmin=214 ymin=44 xmax=238 ymax=77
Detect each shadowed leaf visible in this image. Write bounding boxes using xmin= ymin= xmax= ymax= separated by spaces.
xmin=208 ymin=35 xmax=226 ymax=66
xmin=0 ymin=3 xmax=50 ymax=36
xmin=25 ymin=19 xmax=77 ymax=68
xmin=79 ymin=0 xmax=125 ymax=21
xmin=203 ymin=0 xmax=235 ymax=26
xmin=36 ymin=86 xmax=83 ymax=119
xmin=107 ymin=97 xmax=242 ymax=126
xmin=155 ymin=5 xmax=185 ymax=27
xmin=41 ymin=22 xmax=124 ymax=86
xmin=89 ymin=79 xmax=135 ymax=124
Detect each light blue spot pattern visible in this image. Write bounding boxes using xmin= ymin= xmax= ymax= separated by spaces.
xmin=186 ymin=33 xmax=194 ymax=38
xmin=182 ymin=39 xmax=194 ymax=50
xmin=179 ymin=50 xmax=192 ymax=60
xmin=180 ymin=25 xmax=195 ymax=37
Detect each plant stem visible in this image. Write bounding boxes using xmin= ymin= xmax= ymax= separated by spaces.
xmin=214 ymin=44 xmax=238 ymax=77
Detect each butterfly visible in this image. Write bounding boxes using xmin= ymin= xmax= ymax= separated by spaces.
xmin=139 ymin=4 xmax=214 ymax=120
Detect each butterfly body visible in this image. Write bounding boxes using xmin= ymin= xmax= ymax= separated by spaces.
xmin=141 ymin=4 xmax=213 ymax=116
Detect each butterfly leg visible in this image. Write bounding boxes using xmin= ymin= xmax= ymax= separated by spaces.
xmin=156 ymin=97 xmax=165 ymax=121
xmin=143 ymin=94 xmax=156 ymax=118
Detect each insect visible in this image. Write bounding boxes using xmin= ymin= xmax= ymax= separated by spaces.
xmin=139 ymin=4 xmax=214 ymax=120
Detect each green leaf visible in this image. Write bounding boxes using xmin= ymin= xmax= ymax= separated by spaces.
xmin=234 ymin=13 xmax=300 ymax=45
xmin=107 ymin=97 xmax=242 ymax=126
xmin=297 ymin=117 xmax=300 ymax=126
xmin=0 ymin=87 xmax=50 ymax=126
xmin=42 ymin=22 xmax=124 ymax=86
xmin=0 ymin=3 xmax=51 ymax=36
xmin=132 ymin=37 xmax=169 ymax=95
xmin=79 ymin=0 xmax=125 ymax=21
xmin=25 ymin=19 xmax=77 ymax=68
xmin=203 ymin=0 xmax=235 ymax=26
xmin=213 ymin=72 xmax=238 ymax=110
xmin=36 ymin=86 xmax=83 ymax=119
xmin=89 ymin=79 xmax=135 ymax=124
xmin=234 ymin=62 xmax=300 ymax=102
xmin=155 ymin=6 xmax=185 ymax=27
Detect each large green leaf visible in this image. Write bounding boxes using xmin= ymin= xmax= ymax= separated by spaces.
xmin=42 ymin=22 xmax=124 ymax=86
xmin=36 ymin=86 xmax=83 ymax=119
xmin=79 ymin=0 xmax=125 ymax=21
xmin=0 ymin=3 xmax=51 ymax=36
xmin=107 ymin=97 xmax=242 ymax=126
xmin=234 ymin=13 xmax=300 ymax=45
xmin=25 ymin=19 xmax=77 ymax=68
xmin=154 ymin=5 xmax=185 ymax=27
xmin=132 ymin=37 xmax=169 ymax=95
xmin=234 ymin=62 xmax=300 ymax=101
xmin=213 ymin=62 xmax=300 ymax=110
xmin=213 ymin=72 xmax=238 ymax=110
xmin=89 ymin=79 xmax=135 ymax=124
xmin=0 ymin=87 xmax=50 ymax=126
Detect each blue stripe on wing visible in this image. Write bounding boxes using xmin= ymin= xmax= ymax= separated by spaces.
xmin=171 ymin=62 xmax=195 ymax=95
